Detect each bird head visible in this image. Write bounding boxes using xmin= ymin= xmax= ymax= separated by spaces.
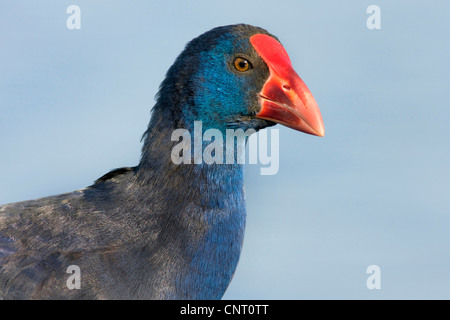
xmin=154 ymin=24 xmax=324 ymax=137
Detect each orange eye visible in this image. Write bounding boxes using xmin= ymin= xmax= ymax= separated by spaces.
xmin=233 ymin=57 xmax=252 ymax=72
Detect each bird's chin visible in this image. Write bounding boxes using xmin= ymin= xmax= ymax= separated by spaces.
xmin=226 ymin=114 xmax=276 ymax=132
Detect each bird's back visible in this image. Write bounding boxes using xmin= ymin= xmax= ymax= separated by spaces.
xmin=0 ymin=170 xmax=140 ymax=299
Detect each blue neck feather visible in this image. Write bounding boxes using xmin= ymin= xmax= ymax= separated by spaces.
xmin=138 ymin=108 xmax=247 ymax=299
xmin=134 ymin=31 xmax=261 ymax=299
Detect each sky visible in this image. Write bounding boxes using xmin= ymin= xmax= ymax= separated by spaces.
xmin=0 ymin=1 xmax=449 ymax=299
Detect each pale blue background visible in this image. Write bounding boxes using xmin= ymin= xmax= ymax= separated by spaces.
xmin=0 ymin=1 xmax=449 ymax=299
